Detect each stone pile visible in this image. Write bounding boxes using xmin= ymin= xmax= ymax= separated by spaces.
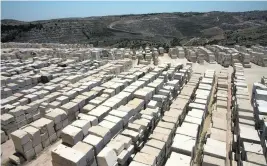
xmin=202 ymin=68 xmax=228 ymax=165
xmin=242 ymin=45 xmax=267 ymax=67
xmin=185 ymin=48 xmax=197 ymax=63
xmin=168 ymin=48 xmax=178 ymax=59
xmin=199 ymin=46 xmax=216 ymax=63
xmin=158 ymin=47 xmax=164 ymax=56
xmin=50 ymin=63 xmax=193 ymax=166
xmin=232 ymin=63 xmax=267 ymax=166
xmin=165 ymin=72 xmax=202 ymax=165
xmin=177 ymin=46 xmax=185 ymax=58
xmin=7 ymin=59 xmax=134 ymax=161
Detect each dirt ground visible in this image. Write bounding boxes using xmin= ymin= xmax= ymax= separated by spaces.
xmin=1 ymin=54 xmax=266 ymax=166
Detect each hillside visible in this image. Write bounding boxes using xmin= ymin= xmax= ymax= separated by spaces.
xmin=2 ymin=11 xmax=267 ymax=48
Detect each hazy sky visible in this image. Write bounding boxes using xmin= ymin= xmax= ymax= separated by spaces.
xmin=2 ymin=1 xmax=267 ymax=21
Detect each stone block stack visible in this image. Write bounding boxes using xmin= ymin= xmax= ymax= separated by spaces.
xmin=49 ymin=63 xmax=188 ymax=166
xmin=249 ymin=45 xmax=267 ymax=67
xmin=1 ymin=113 xmax=17 ymax=137
xmin=199 ymin=46 xmax=216 ymax=63
xmin=1 ymin=130 xmax=9 ymax=143
xmin=232 ymin=64 xmax=267 ymax=166
xmin=177 ymin=46 xmax=185 ymax=58
xmin=158 ymin=47 xmax=164 ymax=56
xmin=240 ymin=52 xmax=251 ymax=68
xmin=165 ymin=72 xmax=201 ymax=165
xmin=168 ymin=48 xmax=178 ymax=59
xmin=185 ymin=49 xmax=197 ymax=63
xmin=202 ymin=69 xmax=228 ymax=165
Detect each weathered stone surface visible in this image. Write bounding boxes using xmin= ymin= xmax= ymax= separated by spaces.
xmin=61 ymin=125 xmax=83 ymax=146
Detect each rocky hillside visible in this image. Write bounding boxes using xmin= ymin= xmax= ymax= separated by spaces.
xmin=2 ymin=11 xmax=267 ymax=48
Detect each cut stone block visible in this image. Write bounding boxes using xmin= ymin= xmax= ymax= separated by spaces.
xmin=106 ymin=140 xmax=124 ymax=155
xmin=165 ymin=152 xmax=191 ymax=166
xmin=51 ymin=144 xmax=87 ymax=166
xmin=72 ymin=141 xmax=94 ymax=163
xmin=88 ymin=126 xmax=111 ymax=145
xmin=24 ymin=148 xmax=36 ymax=160
xmin=82 ymin=104 xmax=96 ymax=113
xmin=72 ymin=120 xmax=91 ymax=136
xmin=88 ymin=106 xmax=111 ymax=121
xmin=99 ymin=120 xmax=121 ymax=138
xmin=171 ymin=134 xmax=195 ymax=156
xmin=11 ymin=130 xmax=30 ymax=148
xmin=34 ymin=144 xmax=43 ymax=155
xmin=61 ymin=125 xmax=83 ymax=146
xmin=141 ymin=145 xmax=162 ymax=164
xmin=118 ymin=150 xmax=130 ymax=165
xmin=22 ymin=126 xmax=41 ymax=147
xmin=176 ymin=122 xmax=199 ymax=138
xmin=133 ymin=152 xmax=156 ymax=166
xmin=104 ymin=115 xmax=123 ymax=130
xmin=202 ymin=155 xmax=225 ymax=166
xmin=109 ymin=110 xmax=129 ymax=126
xmin=61 ymin=102 xmax=79 ymax=115
xmin=121 ymin=129 xmax=139 ymax=142
xmin=204 ymin=138 xmax=226 ymax=159
xmin=30 ymin=118 xmax=55 ymax=136
xmin=97 ymin=147 xmax=118 ymax=166
xmin=113 ymin=134 xmax=132 ymax=149
xmin=83 ymin=134 xmax=104 ymax=155
xmin=77 ymin=113 xmax=98 ymax=126
xmin=209 ymin=128 xmax=226 ymax=142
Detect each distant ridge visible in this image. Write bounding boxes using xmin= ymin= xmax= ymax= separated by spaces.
xmin=2 ymin=11 xmax=267 ymax=47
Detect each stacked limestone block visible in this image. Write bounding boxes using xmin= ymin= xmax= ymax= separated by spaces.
xmin=201 ymin=69 xmax=228 ymax=165
xmin=168 ymin=48 xmax=178 ymax=59
xmin=51 ymin=63 xmax=184 ymax=166
xmin=239 ymin=52 xmax=251 ymax=68
xmin=185 ymin=48 xmax=197 ymax=63
xmin=1 ymin=113 xmax=17 ymax=137
xmin=160 ymin=73 xmax=200 ymax=166
xmin=7 ymin=59 xmax=132 ymax=162
xmin=177 ymin=46 xmax=185 ymax=58
xmin=232 ymin=64 xmax=267 ymax=166
xmin=200 ymin=46 xmax=216 ymax=63
xmin=247 ymin=45 xmax=267 ymax=67
xmin=158 ymin=47 xmax=164 ymax=56
xmin=1 ymin=130 xmax=9 ymax=143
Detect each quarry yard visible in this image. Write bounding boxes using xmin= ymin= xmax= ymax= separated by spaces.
xmin=1 ymin=43 xmax=267 ymax=166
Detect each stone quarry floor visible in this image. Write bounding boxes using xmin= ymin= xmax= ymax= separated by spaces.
xmin=1 ymin=54 xmax=267 ymax=166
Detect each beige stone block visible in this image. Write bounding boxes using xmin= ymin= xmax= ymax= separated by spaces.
xmin=83 ymin=134 xmax=104 ymax=155
xmin=88 ymin=126 xmax=111 ymax=145
xmin=72 ymin=120 xmax=91 ymax=136
xmin=34 ymin=144 xmax=43 ymax=155
xmin=106 ymin=140 xmax=124 ymax=155
xmin=61 ymin=125 xmax=83 ymax=146
xmin=22 ymin=126 xmax=41 ymax=147
xmin=97 ymin=147 xmax=118 ymax=166
xmin=72 ymin=141 xmax=94 ymax=162
xmin=113 ymin=134 xmax=132 ymax=149
xmin=133 ymin=152 xmax=156 ymax=166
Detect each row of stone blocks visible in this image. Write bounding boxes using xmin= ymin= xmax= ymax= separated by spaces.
xmin=1 ymin=62 xmax=105 ymax=142
xmin=50 ymin=66 xmax=168 ymax=166
xmin=6 ymin=59 xmax=134 ymax=162
xmin=201 ymin=69 xmax=229 ymax=166
xmin=165 ymin=72 xmax=202 ymax=165
xmin=2 ymin=59 xmax=132 ymax=141
xmin=231 ymin=63 xmax=267 ymax=166
xmin=50 ymin=62 xmax=188 ymax=166
xmin=1 ymin=55 xmax=106 ymax=99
